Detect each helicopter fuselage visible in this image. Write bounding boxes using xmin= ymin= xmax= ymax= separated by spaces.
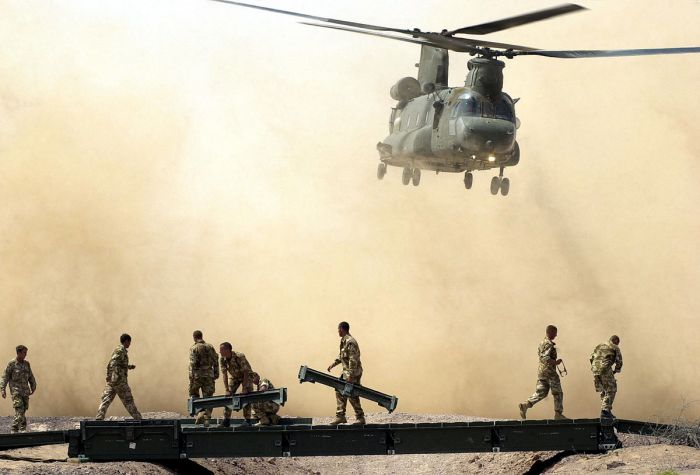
xmin=378 ymin=86 xmax=519 ymax=173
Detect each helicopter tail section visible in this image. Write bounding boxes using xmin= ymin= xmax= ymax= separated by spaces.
xmin=417 ymin=46 xmax=449 ymax=93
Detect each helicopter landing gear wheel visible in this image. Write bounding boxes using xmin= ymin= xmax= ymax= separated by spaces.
xmin=490 ymin=176 xmax=501 ymax=195
xmin=464 ymin=172 xmax=473 ymax=190
xmin=412 ymin=168 xmax=421 ymax=186
xmin=500 ymin=177 xmax=510 ymax=196
xmin=377 ymin=162 xmax=387 ymax=180
xmin=402 ymin=167 xmax=412 ymax=185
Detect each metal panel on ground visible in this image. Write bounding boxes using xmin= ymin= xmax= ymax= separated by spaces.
xmin=184 ymin=426 xmax=286 ymax=458
xmin=392 ymin=422 xmax=494 ymax=454
xmin=288 ymin=424 xmax=389 ymax=456
xmin=75 ymin=420 xmax=180 ymax=460
xmin=0 ymin=430 xmax=68 ymax=450
xmin=495 ymin=419 xmax=601 ymax=452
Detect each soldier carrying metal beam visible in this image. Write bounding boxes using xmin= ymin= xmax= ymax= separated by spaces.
xmin=249 ymin=372 xmax=281 ymax=426
xmin=327 ymin=321 xmax=365 ymax=426
xmin=218 ymin=341 xmax=254 ymax=427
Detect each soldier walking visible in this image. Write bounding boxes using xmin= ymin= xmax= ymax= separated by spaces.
xmin=95 ymin=334 xmax=142 ymax=420
xmin=519 ymin=325 xmax=568 ymax=420
xmin=590 ymin=335 xmax=623 ymax=418
xmin=249 ymin=372 xmax=281 ymax=426
xmin=218 ymin=341 xmax=253 ymax=427
xmin=1 ymin=345 xmax=37 ymax=433
xmin=189 ymin=330 xmax=219 ymax=426
xmin=327 ymin=321 xmax=365 ymax=425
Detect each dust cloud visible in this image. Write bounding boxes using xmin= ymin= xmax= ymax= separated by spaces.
xmin=0 ymin=0 xmax=698 ymax=421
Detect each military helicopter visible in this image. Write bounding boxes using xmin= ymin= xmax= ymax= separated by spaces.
xmin=208 ymin=1 xmax=700 ymax=195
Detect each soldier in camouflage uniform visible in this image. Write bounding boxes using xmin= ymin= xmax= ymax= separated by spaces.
xmin=1 ymin=345 xmax=37 ymax=433
xmin=96 ymin=334 xmax=142 ymax=421
xmin=327 ymin=321 xmax=365 ymax=426
xmin=218 ymin=341 xmax=253 ymax=427
xmin=249 ymin=372 xmax=281 ymax=426
xmin=519 ymin=325 xmax=568 ymax=420
xmin=590 ymin=335 xmax=623 ymax=418
xmin=189 ymin=330 xmax=219 ymax=426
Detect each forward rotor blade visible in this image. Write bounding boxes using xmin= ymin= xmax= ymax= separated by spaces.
xmin=207 ymin=0 xmax=415 ymax=36
xmin=447 ymin=3 xmax=586 ymax=36
xmin=516 ymin=47 xmax=700 ymax=58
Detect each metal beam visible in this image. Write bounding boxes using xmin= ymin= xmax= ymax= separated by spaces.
xmin=188 ymin=388 xmax=287 ymax=415
xmin=298 ymin=366 xmax=398 ymax=413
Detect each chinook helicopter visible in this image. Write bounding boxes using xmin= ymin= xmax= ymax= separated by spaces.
xmin=208 ymin=1 xmax=700 ymax=195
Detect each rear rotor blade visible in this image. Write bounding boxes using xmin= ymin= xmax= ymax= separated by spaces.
xmin=299 ymin=22 xmax=446 ymax=50
xmin=516 ymin=47 xmax=700 ymax=58
xmin=446 ymin=3 xmax=586 ymax=36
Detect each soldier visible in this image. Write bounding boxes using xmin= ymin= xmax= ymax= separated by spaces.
xmin=590 ymin=335 xmax=623 ymax=418
xmin=95 ymin=334 xmax=142 ymax=421
xmin=218 ymin=341 xmax=253 ymax=427
xmin=249 ymin=372 xmax=281 ymax=426
xmin=0 ymin=345 xmax=37 ymax=433
xmin=519 ymin=325 xmax=568 ymax=420
xmin=189 ymin=330 xmax=219 ymax=426
xmin=327 ymin=321 xmax=365 ymax=425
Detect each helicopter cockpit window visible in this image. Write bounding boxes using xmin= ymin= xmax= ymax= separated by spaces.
xmin=452 ymin=97 xmax=481 ymax=118
xmin=494 ymin=98 xmax=515 ymax=122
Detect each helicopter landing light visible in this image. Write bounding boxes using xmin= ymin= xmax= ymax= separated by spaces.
xmin=488 ymin=155 xmax=496 ymax=162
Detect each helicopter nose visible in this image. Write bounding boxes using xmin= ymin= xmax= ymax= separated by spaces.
xmin=461 ymin=119 xmax=515 ymax=153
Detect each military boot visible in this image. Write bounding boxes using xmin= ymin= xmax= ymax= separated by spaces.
xmin=554 ymin=412 xmax=569 ymax=420
xmin=352 ymin=416 xmax=366 ymax=426
xmin=194 ymin=413 xmax=206 ymax=426
xmin=218 ymin=418 xmax=231 ymax=428
xmin=330 ymin=415 xmax=347 ymax=426
xmin=518 ymin=403 xmax=529 ymax=420
xmin=255 ymin=415 xmax=271 ymax=426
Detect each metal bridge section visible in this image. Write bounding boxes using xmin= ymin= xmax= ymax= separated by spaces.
xmin=0 ymin=418 xmax=691 ymax=461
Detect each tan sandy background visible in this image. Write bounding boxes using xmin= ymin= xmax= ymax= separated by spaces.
xmin=0 ymin=0 xmax=698 ymax=421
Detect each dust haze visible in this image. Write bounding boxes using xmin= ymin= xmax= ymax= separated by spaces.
xmin=0 ymin=0 xmax=698 ymax=421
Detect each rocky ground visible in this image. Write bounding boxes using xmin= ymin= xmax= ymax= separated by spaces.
xmin=0 ymin=412 xmax=698 ymax=474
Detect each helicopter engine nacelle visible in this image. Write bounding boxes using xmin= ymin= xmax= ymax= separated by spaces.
xmin=390 ymin=77 xmax=422 ymax=102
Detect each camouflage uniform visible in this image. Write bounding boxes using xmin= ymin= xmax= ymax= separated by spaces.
xmin=96 ymin=345 xmax=142 ymax=420
xmin=220 ymin=352 xmax=253 ymax=420
xmin=0 ymin=359 xmax=36 ymax=432
xmin=590 ymin=339 xmax=623 ymax=412
xmin=334 ymin=334 xmax=364 ymax=419
xmin=252 ymin=378 xmax=280 ymax=425
xmin=524 ymin=337 xmax=564 ymax=415
xmin=189 ymin=340 xmax=219 ymax=423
